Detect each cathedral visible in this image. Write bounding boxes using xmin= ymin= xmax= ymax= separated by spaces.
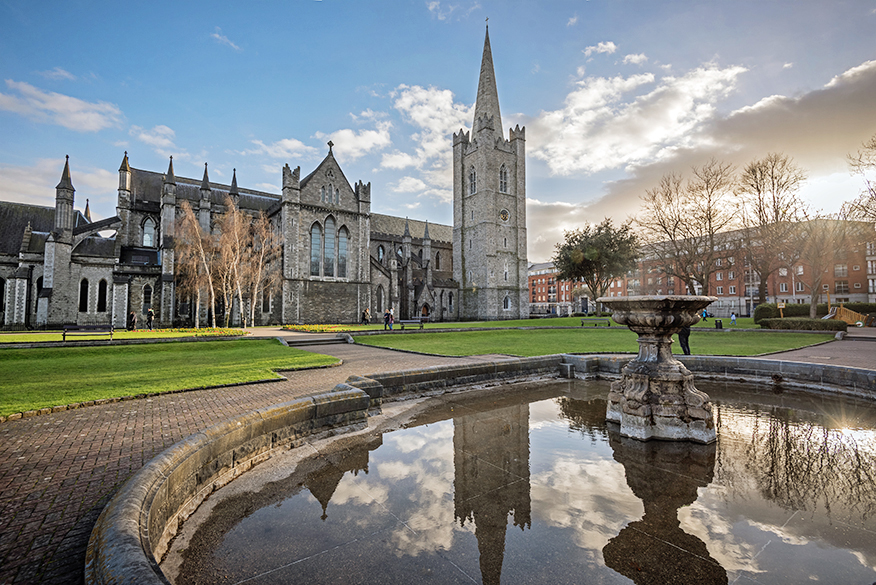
xmin=0 ymin=27 xmax=528 ymax=329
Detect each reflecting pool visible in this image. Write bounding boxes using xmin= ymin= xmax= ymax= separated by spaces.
xmin=168 ymin=380 xmax=876 ymax=585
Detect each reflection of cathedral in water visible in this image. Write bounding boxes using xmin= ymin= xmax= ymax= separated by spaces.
xmin=453 ymin=404 xmax=532 ymax=585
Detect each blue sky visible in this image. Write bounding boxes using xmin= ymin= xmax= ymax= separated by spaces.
xmin=1 ymin=0 xmax=875 ymax=261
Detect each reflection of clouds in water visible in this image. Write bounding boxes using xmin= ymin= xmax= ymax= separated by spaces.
xmin=851 ymin=551 xmax=876 ymax=571
xmin=679 ymin=499 xmax=764 ymax=574
xmin=330 ymin=475 xmax=390 ymax=507
xmin=386 ymin=423 xmax=453 ymax=454
xmin=531 ymin=456 xmax=640 ymax=551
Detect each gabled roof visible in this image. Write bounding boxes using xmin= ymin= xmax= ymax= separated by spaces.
xmin=0 ymin=202 xmax=54 ymax=255
xmin=300 ymin=147 xmax=354 ymax=193
xmin=371 ymin=214 xmax=452 ymax=242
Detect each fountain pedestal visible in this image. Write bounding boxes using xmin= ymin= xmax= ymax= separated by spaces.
xmin=597 ymin=295 xmax=717 ymax=444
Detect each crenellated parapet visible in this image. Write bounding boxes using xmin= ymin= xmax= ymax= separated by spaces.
xmin=474 ymin=114 xmax=496 ymax=134
xmin=282 ymin=164 xmax=301 ymax=204
xmin=452 ymin=129 xmax=471 ymax=147
xmin=509 ymin=124 xmax=525 ymax=142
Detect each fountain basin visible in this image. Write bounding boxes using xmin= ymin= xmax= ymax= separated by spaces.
xmin=598 ymin=295 xmax=719 ymax=443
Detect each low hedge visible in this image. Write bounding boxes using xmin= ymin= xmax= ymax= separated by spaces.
xmin=759 ymin=318 xmax=847 ymax=331
xmin=754 ymin=302 xmax=876 ymax=323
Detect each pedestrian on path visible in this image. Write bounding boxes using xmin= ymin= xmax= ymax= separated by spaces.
xmin=147 ymin=308 xmax=155 ymax=330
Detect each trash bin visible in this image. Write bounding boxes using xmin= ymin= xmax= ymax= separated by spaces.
xmin=715 ymin=319 xmax=723 ymax=329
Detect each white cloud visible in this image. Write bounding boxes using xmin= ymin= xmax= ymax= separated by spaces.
xmin=623 ymin=53 xmax=648 ymax=65
xmin=254 ymin=182 xmax=279 ymax=193
xmin=37 ymin=67 xmax=76 ymax=81
xmin=0 ymin=158 xmax=117 ymax=216
xmin=240 ymin=137 xmax=318 ymax=159
xmin=567 ymin=15 xmax=578 ymax=26
xmin=128 ymin=124 xmax=192 ymax=159
xmin=526 ymin=63 xmax=746 ymax=175
xmin=382 ymin=84 xmax=472 ymax=177
xmin=580 ymin=58 xmax=876 ymax=229
xmin=783 ymin=62 xmax=794 ymax=69
xmin=426 ymin=1 xmax=480 ymax=21
xmin=0 ymin=80 xmax=123 ymax=132
xmin=210 ymin=27 xmax=241 ymax=51
xmin=314 ymin=120 xmax=392 ymax=162
xmin=583 ymin=41 xmax=617 ymax=57
xmin=392 ymin=176 xmax=427 ymax=192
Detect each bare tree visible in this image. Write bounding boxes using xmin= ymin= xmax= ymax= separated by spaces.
xmin=636 ymin=159 xmax=738 ymax=295
xmin=176 ymin=201 xmax=218 ymax=328
xmin=791 ymin=212 xmax=867 ymax=318
xmin=216 ymin=197 xmax=251 ymax=328
xmin=246 ymin=212 xmax=282 ymax=326
xmin=736 ymin=153 xmax=808 ymax=305
xmin=845 ymin=133 xmax=876 ymax=222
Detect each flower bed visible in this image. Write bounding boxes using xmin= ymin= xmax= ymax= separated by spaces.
xmin=281 ymin=324 xmax=353 ymax=333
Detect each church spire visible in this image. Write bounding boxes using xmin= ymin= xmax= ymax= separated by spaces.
xmin=56 ymin=155 xmax=74 ymax=191
xmin=200 ymin=162 xmax=211 ymax=191
xmin=473 ymin=25 xmax=502 ymax=132
xmin=164 ymin=156 xmax=176 ymax=185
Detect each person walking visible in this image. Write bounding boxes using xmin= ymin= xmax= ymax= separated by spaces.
xmin=730 ymin=312 xmax=737 ymax=326
xmin=128 ymin=311 xmax=137 ymax=331
xmin=364 ymin=308 xmax=371 ymax=324
xmin=384 ymin=309 xmax=390 ymax=331
xmin=146 ymin=308 xmax=155 ymax=330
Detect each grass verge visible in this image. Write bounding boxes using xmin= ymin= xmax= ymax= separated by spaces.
xmin=0 ymin=328 xmax=246 ymax=344
xmin=355 ymin=328 xmax=834 ymax=357
xmin=0 ymin=339 xmax=338 ymax=417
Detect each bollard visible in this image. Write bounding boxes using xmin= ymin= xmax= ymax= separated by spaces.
xmin=715 ymin=319 xmax=722 ymax=329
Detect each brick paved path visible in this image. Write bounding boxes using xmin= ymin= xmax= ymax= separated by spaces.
xmin=0 ymin=342 xmax=503 ymax=585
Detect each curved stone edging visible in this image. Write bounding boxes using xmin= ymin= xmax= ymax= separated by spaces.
xmin=84 ymin=354 xmax=875 ymax=584
xmin=84 ymin=356 xmax=564 ymax=585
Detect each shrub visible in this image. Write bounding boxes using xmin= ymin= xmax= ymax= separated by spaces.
xmin=759 ymin=318 xmax=847 ymax=331
xmin=753 ymin=302 xmax=876 ymax=324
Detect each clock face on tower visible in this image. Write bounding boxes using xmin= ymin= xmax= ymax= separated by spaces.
xmin=499 ymin=209 xmax=510 ymax=222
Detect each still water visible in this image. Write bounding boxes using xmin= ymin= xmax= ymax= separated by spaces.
xmin=171 ymin=380 xmax=876 ymax=585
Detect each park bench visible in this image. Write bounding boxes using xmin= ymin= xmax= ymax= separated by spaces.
xmin=62 ymin=324 xmax=115 ymax=342
xmin=580 ymin=318 xmax=612 ymax=327
xmin=399 ymin=317 xmax=427 ymax=330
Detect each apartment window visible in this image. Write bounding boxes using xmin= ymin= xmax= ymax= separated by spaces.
xmin=728 ymin=271 xmax=735 ymax=280
xmin=796 ymin=282 xmax=804 ymax=292
xmin=835 ymin=281 xmax=849 ymax=294
xmin=779 ymin=268 xmax=788 ymax=276
xmin=729 ymin=285 xmax=736 ymax=295
xmin=796 ymin=266 xmax=804 ymax=275
xmin=835 ymin=264 xmax=848 ymax=277
xmin=717 ymin=286 xmax=723 ymax=295
xmin=716 ymin=272 xmax=723 ymax=281
xmin=780 ymin=282 xmax=788 ymax=292
xmin=715 ymin=258 xmax=722 ymax=267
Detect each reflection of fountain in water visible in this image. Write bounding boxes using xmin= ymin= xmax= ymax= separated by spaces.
xmin=598 ymin=295 xmax=718 ymax=443
xmin=602 ymin=429 xmax=728 ymax=584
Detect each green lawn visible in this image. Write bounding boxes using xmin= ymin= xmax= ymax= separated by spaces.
xmin=0 ymin=339 xmax=338 ymax=417
xmin=286 ymin=315 xmax=761 ymax=332
xmin=355 ymin=328 xmax=833 ymax=357
xmin=0 ymin=328 xmax=246 ymax=344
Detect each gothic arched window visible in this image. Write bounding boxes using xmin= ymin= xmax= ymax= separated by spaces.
xmin=435 ymin=251 xmax=440 ymax=270
xmin=469 ymin=167 xmax=477 ymax=195
xmin=320 ymin=186 xmax=326 ymax=203
xmin=377 ymin=245 xmax=385 ymax=264
xmin=338 ymin=226 xmax=348 ymax=278
xmin=499 ymin=165 xmax=508 ymax=193
xmin=143 ymin=284 xmax=152 ymax=311
xmin=143 ymin=218 xmax=156 ymax=247
xmin=310 ymin=223 xmax=322 ymax=276
xmin=79 ymin=279 xmax=89 ymax=312
xmin=324 ymin=217 xmax=336 ymax=276
xmin=97 ymin=279 xmax=108 ymax=312
xmin=503 ymin=295 xmax=511 ymax=310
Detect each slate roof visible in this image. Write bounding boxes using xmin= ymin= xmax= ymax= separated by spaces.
xmin=0 ymin=202 xmax=55 ymax=255
xmin=371 ymin=214 xmax=452 ymax=243
xmin=130 ymin=168 xmax=280 ymax=213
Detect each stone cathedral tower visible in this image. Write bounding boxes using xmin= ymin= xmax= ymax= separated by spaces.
xmin=453 ymin=26 xmax=529 ymax=320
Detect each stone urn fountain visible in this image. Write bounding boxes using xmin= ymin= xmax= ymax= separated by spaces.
xmin=596 ymin=295 xmax=718 ymax=444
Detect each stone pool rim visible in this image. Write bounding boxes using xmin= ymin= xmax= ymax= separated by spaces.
xmin=84 ymin=354 xmax=876 ymax=585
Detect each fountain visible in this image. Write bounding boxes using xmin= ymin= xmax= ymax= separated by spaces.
xmin=597 ymin=295 xmax=718 ymax=443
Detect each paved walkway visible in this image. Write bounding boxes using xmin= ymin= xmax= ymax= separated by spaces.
xmin=0 ymin=329 xmax=873 ymax=584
